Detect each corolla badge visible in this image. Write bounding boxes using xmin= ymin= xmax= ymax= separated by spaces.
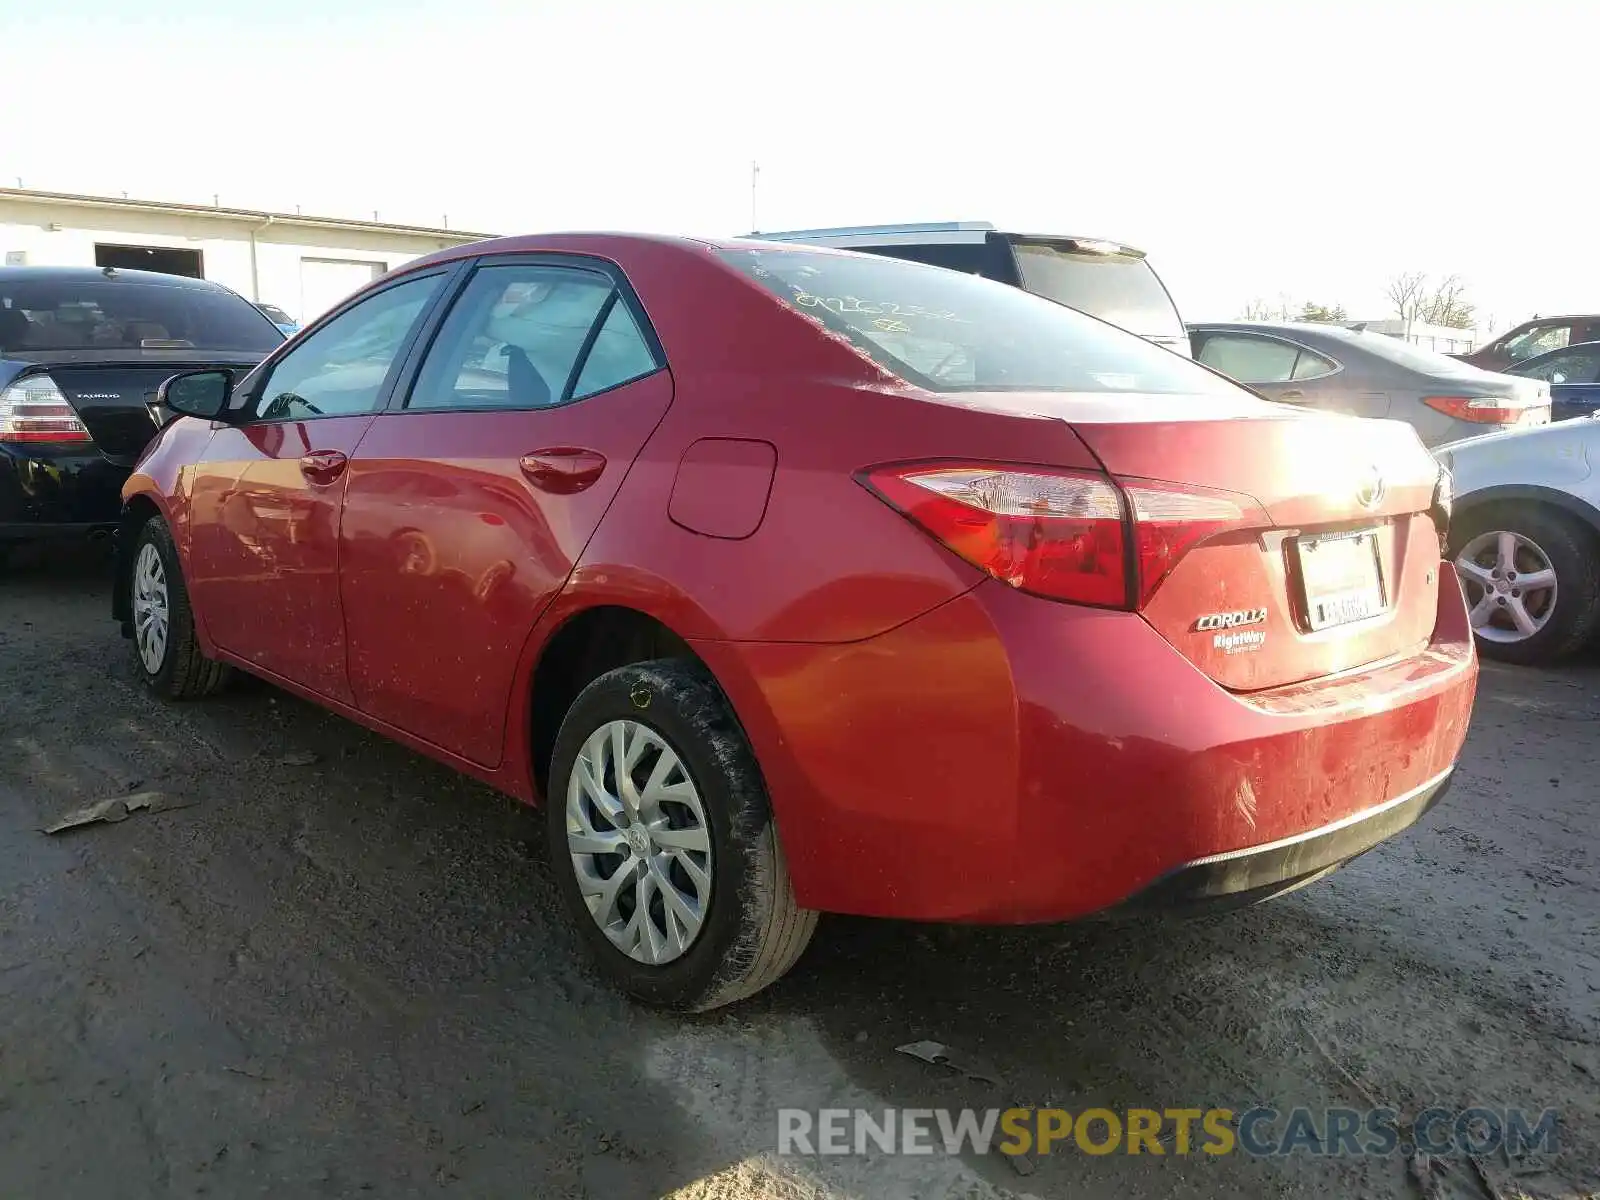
xmin=1355 ymin=465 xmax=1386 ymax=510
xmin=1193 ymin=607 xmax=1268 ymax=632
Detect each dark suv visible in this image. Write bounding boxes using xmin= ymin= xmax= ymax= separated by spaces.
xmin=750 ymin=221 xmax=1190 ymax=356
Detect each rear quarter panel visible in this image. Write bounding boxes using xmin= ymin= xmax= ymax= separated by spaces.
xmin=574 ymin=241 xmax=1103 ymax=643
xmin=1445 ymin=423 xmax=1600 ymax=518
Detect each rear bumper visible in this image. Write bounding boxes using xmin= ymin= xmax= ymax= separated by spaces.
xmin=0 ymin=444 xmax=127 ymax=537
xmin=696 ymin=573 xmax=1477 ymax=924
xmin=1106 ymin=767 xmax=1452 ymax=914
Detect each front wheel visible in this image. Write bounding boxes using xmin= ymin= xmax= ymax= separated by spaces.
xmin=129 ymin=517 xmax=232 ymax=698
xmin=546 ymin=660 xmax=817 ymax=1011
xmin=1451 ymin=505 xmax=1600 ymax=666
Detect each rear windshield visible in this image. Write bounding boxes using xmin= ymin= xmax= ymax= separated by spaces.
xmin=721 ymin=246 xmax=1236 ymax=396
xmin=1009 ymin=241 xmax=1185 ymax=340
xmin=1327 ymin=329 xmax=1485 ymax=378
xmin=0 ymin=277 xmax=283 ymax=354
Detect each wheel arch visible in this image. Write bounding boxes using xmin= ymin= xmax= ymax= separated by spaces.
xmin=111 ymin=492 xmax=167 ymax=630
xmin=523 ymin=602 xmax=731 ymax=803
xmin=1452 ymin=484 xmax=1600 ymax=545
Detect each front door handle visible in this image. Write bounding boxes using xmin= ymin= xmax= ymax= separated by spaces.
xmin=299 ymin=449 xmax=349 ymax=485
xmin=519 ymin=447 xmax=607 ymax=494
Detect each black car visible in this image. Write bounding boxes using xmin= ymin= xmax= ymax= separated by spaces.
xmin=0 ymin=266 xmax=283 ymax=553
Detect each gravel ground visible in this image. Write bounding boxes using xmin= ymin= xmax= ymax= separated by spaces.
xmin=2 ymin=545 xmax=1596 ymax=1200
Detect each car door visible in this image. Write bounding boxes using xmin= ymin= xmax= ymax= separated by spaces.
xmin=338 ymin=256 xmax=671 ymax=766
xmin=1191 ymin=330 xmax=1380 ymax=414
xmin=1514 ymin=344 xmax=1600 ymax=420
xmin=186 ymin=269 xmax=452 ymax=701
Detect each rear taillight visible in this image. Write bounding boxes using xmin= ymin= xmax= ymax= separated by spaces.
xmin=1122 ymin=480 xmax=1260 ymax=606
xmin=1421 ymin=395 xmax=1543 ymax=424
xmin=859 ymin=462 xmax=1263 ymax=610
xmin=860 ymin=463 xmax=1128 ymax=607
xmin=0 ymin=375 xmax=93 ymax=444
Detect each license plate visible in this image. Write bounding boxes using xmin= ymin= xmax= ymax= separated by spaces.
xmin=1295 ymin=528 xmax=1387 ymax=631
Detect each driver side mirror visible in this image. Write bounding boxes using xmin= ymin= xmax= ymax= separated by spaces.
xmin=158 ymin=369 xmax=233 ymax=421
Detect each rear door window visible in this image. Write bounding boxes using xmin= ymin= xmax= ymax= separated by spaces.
xmin=1008 ymin=240 xmax=1185 ymax=340
xmin=0 ymin=277 xmax=283 ymax=354
xmin=405 ymin=263 xmax=661 ymax=411
xmin=1196 ymin=333 xmax=1334 ymax=383
xmin=721 ymin=246 xmax=1238 ymax=397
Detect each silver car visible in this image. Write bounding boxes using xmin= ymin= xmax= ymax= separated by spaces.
xmin=1435 ymin=416 xmax=1600 ymax=664
xmin=1189 ymin=321 xmax=1550 ymax=446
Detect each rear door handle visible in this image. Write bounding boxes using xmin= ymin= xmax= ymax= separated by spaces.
xmin=299 ymin=449 xmax=349 ymax=484
xmin=1278 ymin=389 xmax=1306 ymax=402
xmin=519 ymin=447 xmax=607 ymax=494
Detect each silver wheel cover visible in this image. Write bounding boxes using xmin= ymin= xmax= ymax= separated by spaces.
xmin=132 ymin=542 xmax=171 ymax=674
xmin=1455 ymin=529 xmax=1559 ymax=644
xmin=565 ymin=719 xmax=713 ymax=966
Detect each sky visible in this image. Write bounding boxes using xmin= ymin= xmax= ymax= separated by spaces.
xmin=4 ymin=0 xmax=1594 ymax=333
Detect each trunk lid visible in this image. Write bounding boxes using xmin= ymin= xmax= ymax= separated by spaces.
xmin=1081 ymin=404 xmax=1446 ymax=691
xmin=39 ymin=354 xmax=264 ymax=462
xmin=1014 ymin=393 xmax=1444 ymax=691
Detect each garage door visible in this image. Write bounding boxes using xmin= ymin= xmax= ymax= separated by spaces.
xmin=299 ymin=258 xmax=387 ymax=323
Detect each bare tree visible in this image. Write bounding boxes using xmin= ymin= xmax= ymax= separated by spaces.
xmin=1385 ymin=271 xmax=1477 ymax=332
xmin=1386 ymin=271 xmax=1429 ymax=334
xmin=1417 ymin=274 xmax=1475 ymax=330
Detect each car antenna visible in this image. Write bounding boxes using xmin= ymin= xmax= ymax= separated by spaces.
xmin=102 ymin=266 xmax=116 ymax=277
xmin=1348 ymin=321 xmax=1367 ymax=332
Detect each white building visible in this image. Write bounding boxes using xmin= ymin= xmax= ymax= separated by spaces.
xmin=1347 ymin=319 xmax=1479 ymax=356
xmin=0 ymin=187 xmax=493 ymax=325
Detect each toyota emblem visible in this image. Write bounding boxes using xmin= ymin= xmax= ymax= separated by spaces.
xmin=1355 ymin=465 xmax=1386 ymax=510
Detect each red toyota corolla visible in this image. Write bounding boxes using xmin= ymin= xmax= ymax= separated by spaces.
xmin=113 ymin=234 xmax=1476 ymax=1010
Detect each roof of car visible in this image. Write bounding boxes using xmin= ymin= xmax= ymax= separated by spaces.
xmin=0 ymin=265 xmax=231 ymax=291
xmin=1190 ymin=321 xmax=1353 ymax=335
xmin=1190 ymin=321 xmax=1434 ymax=348
xmin=749 ymin=223 xmax=1147 ymax=255
xmin=752 ymin=221 xmax=998 ymax=238
xmin=395 ymin=231 xmax=938 ymax=279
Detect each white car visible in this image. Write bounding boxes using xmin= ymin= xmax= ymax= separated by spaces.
xmin=1435 ymin=416 xmax=1600 ymax=664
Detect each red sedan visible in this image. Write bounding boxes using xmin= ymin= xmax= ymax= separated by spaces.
xmin=113 ymin=234 xmax=1476 ymax=1011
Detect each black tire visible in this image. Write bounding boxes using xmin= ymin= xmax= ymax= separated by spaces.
xmin=1450 ymin=504 xmax=1600 ymax=666
xmin=545 ymin=659 xmax=817 ymax=1011
xmin=129 ymin=516 xmax=232 ymax=699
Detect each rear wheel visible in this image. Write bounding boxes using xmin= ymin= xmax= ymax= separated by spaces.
xmin=1451 ymin=505 xmax=1600 ymax=665
xmin=545 ymin=659 xmax=817 ymax=1011
xmin=129 ymin=517 xmax=232 ymax=698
